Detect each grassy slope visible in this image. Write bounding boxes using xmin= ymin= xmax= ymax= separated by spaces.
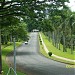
xmin=2 ymin=42 xmax=26 ymax=75
xmin=39 ymin=33 xmax=75 ymax=65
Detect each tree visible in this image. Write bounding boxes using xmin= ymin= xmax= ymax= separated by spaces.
xmin=41 ymin=0 xmax=75 ymax=53
xmin=0 ymin=0 xmax=46 ymax=73
xmin=69 ymin=14 xmax=75 ymax=54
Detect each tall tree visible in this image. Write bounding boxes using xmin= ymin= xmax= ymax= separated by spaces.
xmin=0 ymin=0 xmax=46 ymax=73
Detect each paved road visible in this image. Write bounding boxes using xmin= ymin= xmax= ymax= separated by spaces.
xmin=8 ymin=32 xmax=75 ymax=75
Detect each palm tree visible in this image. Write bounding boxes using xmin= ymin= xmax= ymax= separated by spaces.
xmin=69 ymin=15 xmax=75 ymax=54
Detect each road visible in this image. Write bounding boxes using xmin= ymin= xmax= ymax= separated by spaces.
xmin=7 ymin=32 xmax=75 ymax=75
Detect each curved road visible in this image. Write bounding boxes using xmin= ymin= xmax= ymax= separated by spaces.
xmin=8 ymin=32 xmax=75 ymax=75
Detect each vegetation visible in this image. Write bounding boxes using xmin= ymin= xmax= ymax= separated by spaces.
xmin=41 ymin=32 xmax=75 ymax=60
xmin=37 ymin=1 xmax=75 ymax=60
xmin=41 ymin=5 xmax=75 ymax=54
xmin=0 ymin=0 xmax=46 ymax=73
xmin=2 ymin=42 xmax=26 ymax=75
xmin=39 ymin=33 xmax=75 ymax=65
xmin=48 ymin=52 xmax=52 ymax=56
xmin=0 ymin=0 xmax=75 ymax=74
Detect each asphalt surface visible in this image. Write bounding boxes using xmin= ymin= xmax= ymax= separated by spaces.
xmin=7 ymin=32 xmax=75 ymax=75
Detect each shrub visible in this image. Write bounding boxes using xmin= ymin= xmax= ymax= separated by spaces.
xmin=40 ymin=40 xmax=42 ymax=45
xmin=48 ymin=52 xmax=52 ymax=56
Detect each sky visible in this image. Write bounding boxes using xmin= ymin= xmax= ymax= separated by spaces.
xmin=65 ymin=0 xmax=75 ymax=11
xmin=6 ymin=0 xmax=75 ymax=12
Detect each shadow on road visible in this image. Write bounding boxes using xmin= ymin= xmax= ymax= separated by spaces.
xmin=8 ymin=51 xmax=37 ymax=56
xmin=16 ymin=52 xmax=37 ymax=56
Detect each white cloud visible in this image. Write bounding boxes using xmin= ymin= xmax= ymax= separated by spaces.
xmin=65 ymin=0 xmax=75 ymax=11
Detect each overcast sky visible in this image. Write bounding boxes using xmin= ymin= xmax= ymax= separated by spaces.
xmin=65 ymin=0 xmax=75 ymax=11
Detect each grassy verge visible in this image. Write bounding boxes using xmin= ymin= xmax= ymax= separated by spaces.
xmin=39 ymin=32 xmax=75 ymax=65
xmin=2 ymin=42 xmax=26 ymax=75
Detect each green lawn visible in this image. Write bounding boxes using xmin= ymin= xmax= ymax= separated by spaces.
xmin=39 ymin=32 xmax=75 ymax=65
xmin=2 ymin=42 xmax=26 ymax=75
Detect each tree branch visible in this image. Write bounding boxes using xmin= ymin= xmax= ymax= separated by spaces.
xmin=0 ymin=12 xmax=26 ymax=17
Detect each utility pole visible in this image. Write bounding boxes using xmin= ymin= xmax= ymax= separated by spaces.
xmin=0 ymin=25 xmax=2 ymax=74
xmin=6 ymin=37 xmax=17 ymax=75
xmin=13 ymin=38 xmax=17 ymax=75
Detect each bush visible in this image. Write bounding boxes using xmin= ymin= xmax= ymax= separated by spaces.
xmin=40 ymin=40 xmax=42 ymax=45
xmin=48 ymin=52 xmax=52 ymax=56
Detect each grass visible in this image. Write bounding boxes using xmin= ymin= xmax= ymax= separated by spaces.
xmin=40 ymin=40 xmax=75 ymax=65
xmin=2 ymin=42 xmax=26 ymax=75
xmin=39 ymin=32 xmax=75 ymax=65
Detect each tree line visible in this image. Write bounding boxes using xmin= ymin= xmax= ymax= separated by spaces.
xmin=0 ymin=0 xmax=74 ymax=74
xmin=0 ymin=0 xmax=46 ymax=74
xmin=27 ymin=0 xmax=75 ymax=54
xmin=39 ymin=1 xmax=75 ymax=54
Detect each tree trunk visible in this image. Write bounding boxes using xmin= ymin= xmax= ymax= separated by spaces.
xmin=63 ymin=31 xmax=66 ymax=52
xmin=71 ymin=36 xmax=73 ymax=54
xmin=10 ymin=34 xmax=13 ymax=43
xmin=58 ymin=32 xmax=61 ymax=50
xmin=0 ymin=26 xmax=2 ymax=74
xmin=56 ymin=30 xmax=59 ymax=49
xmin=5 ymin=35 xmax=8 ymax=44
xmin=54 ymin=31 xmax=57 ymax=47
xmin=56 ymin=29 xmax=60 ymax=49
xmin=71 ymin=26 xmax=73 ymax=54
xmin=16 ymin=35 xmax=18 ymax=42
xmin=1 ymin=35 xmax=4 ymax=45
xmin=73 ymin=40 xmax=74 ymax=50
xmin=52 ymin=31 xmax=55 ymax=46
xmin=48 ymin=31 xmax=50 ymax=42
